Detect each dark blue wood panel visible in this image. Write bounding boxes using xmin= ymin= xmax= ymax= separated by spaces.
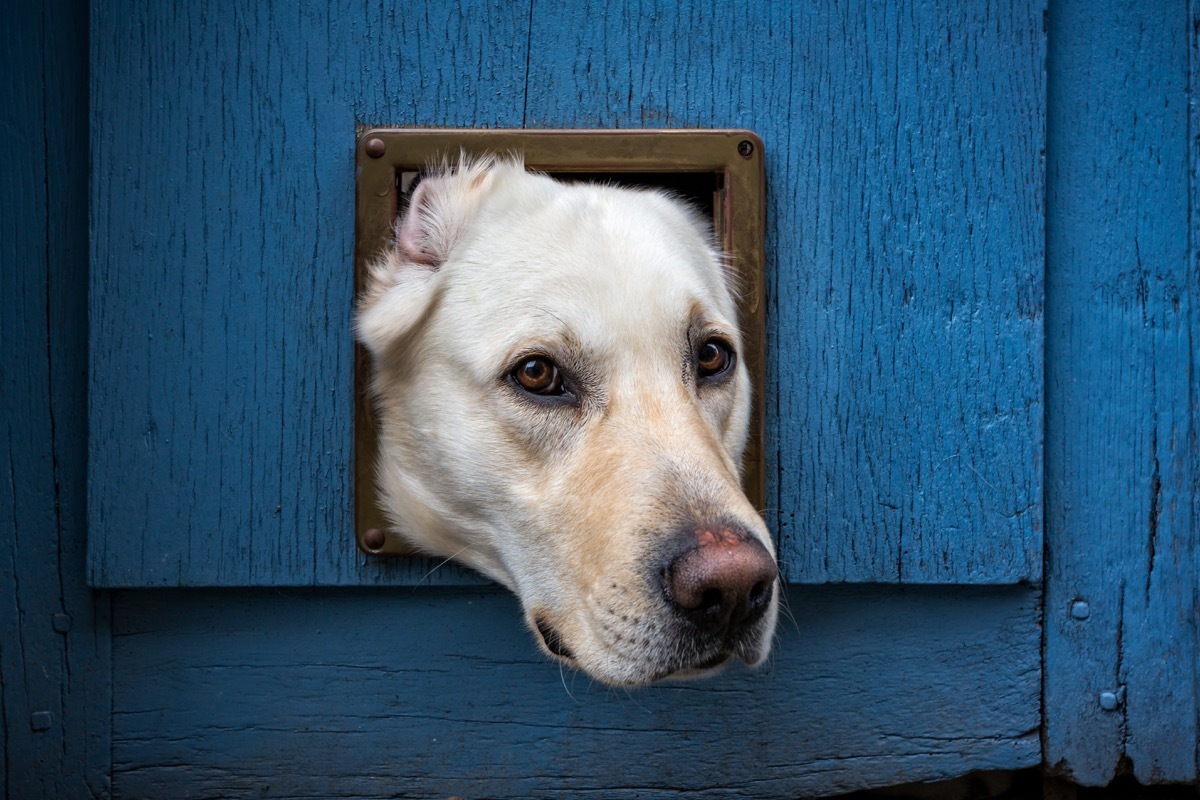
xmin=110 ymin=586 xmax=1040 ymax=798
xmin=1043 ymin=0 xmax=1200 ymax=786
xmin=89 ymin=0 xmax=1044 ymax=586
xmin=0 ymin=1 xmax=112 ymax=796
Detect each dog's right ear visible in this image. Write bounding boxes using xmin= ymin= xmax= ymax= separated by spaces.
xmin=356 ymin=159 xmax=502 ymax=356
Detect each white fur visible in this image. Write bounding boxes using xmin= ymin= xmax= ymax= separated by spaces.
xmin=357 ymin=158 xmax=777 ymax=685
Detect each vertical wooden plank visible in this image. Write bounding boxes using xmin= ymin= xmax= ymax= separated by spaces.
xmin=1 ymin=1 xmax=112 ymax=797
xmin=1044 ymin=0 xmax=1199 ymax=785
xmin=89 ymin=0 xmax=350 ymax=586
xmin=1193 ymin=4 xmax=1200 ymax=781
xmin=769 ymin=0 xmax=1045 ymax=584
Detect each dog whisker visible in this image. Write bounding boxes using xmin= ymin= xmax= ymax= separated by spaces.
xmin=557 ymin=662 xmax=578 ymax=702
xmin=414 ymin=544 xmax=475 ymax=588
xmin=775 ymin=582 xmax=801 ymax=635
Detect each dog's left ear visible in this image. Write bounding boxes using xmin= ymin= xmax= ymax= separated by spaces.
xmin=357 ymin=159 xmax=501 ymax=355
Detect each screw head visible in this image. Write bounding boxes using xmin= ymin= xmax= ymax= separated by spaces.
xmin=362 ymin=528 xmax=386 ymax=551
xmin=737 ymin=139 xmax=755 ymax=159
xmin=1070 ymin=600 xmax=1090 ymax=620
xmin=364 ymin=137 xmax=386 ymax=159
xmin=1099 ymin=691 xmax=1120 ymax=711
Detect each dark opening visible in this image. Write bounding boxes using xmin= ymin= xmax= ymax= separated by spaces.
xmin=397 ymin=169 xmax=721 ymax=221
xmin=547 ymin=171 xmax=721 ymax=218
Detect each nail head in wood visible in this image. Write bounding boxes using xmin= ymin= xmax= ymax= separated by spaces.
xmin=363 ymin=527 xmax=386 ymax=551
xmin=364 ymin=137 xmax=386 ymax=159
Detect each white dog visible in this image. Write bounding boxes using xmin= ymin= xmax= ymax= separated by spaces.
xmin=356 ymin=157 xmax=778 ymax=685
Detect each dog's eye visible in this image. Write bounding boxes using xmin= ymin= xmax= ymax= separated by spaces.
xmin=697 ymin=339 xmax=734 ymax=379
xmin=512 ymin=356 xmax=564 ymax=395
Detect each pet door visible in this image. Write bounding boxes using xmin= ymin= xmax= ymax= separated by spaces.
xmin=355 ymin=129 xmax=766 ymax=555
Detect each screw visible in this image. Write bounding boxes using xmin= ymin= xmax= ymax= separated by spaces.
xmin=737 ymin=139 xmax=755 ymax=159
xmin=1099 ymin=689 xmax=1124 ymax=711
xmin=1070 ymin=600 xmax=1090 ymax=620
xmin=362 ymin=528 xmax=386 ymax=551
xmin=364 ymin=137 xmax=386 ymax=159
xmin=53 ymin=613 xmax=72 ymax=633
xmin=30 ymin=711 xmax=53 ymax=731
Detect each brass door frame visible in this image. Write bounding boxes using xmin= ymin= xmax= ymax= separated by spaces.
xmin=355 ymin=129 xmax=766 ymax=555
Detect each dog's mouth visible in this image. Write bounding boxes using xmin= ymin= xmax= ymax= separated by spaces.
xmin=693 ymin=649 xmax=736 ymax=671
xmin=534 ymin=615 xmax=576 ymax=661
xmin=531 ymin=588 xmax=775 ymax=686
xmin=628 ymin=627 xmax=770 ymax=685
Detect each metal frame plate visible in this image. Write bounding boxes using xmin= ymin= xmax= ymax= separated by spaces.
xmin=355 ymin=128 xmax=767 ymax=555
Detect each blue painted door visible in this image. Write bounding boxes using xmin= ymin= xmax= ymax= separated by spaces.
xmin=82 ymin=3 xmax=1048 ymax=795
xmin=0 ymin=0 xmax=1185 ymax=795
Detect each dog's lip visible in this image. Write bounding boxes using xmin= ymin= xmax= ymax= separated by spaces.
xmin=650 ymin=619 xmax=776 ymax=682
xmin=694 ymin=650 xmax=733 ymax=670
xmin=647 ymin=652 xmax=732 ymax=684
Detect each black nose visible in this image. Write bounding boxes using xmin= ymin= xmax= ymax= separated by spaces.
xmin=662 ymin=524 xmax=777 ymax=634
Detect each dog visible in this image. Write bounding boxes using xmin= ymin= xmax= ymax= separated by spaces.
xmin=356 ymin=157 xmax=778 ymax=685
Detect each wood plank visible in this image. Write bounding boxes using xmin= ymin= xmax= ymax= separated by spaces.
xmin=110 ymin=586 xmax=1040 ymax=799
xmin=0 ymin=1 xmax=112 ymax=796
xmin=89 ymin=0 xmax=1044 ymax=586
xmin=1043 ymin=0 xmax=1200 ymax=785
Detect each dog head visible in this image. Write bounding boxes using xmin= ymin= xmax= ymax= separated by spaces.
xmin=357 ymin=157 xmax=778 ymax=685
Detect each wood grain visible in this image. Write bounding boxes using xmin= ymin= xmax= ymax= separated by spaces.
xmin=88 ymin=0 xmax=1046 ymax=587
xmin=0 ymin=2 xmax=111 ymax=797
xmin=1043 ymin=0 xmax=1200 ymax=785
xmin=110 ymin=586 xmax=1040 ymax=799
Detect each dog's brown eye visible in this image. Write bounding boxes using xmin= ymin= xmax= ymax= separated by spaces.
xmin=697 ymin=339 xmax=734 ymax=379
xmin=513 ymin=356 xmax=564 ymax=395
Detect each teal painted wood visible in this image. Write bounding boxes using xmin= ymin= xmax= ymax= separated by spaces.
xmin=1043 ymin=0 xmax=1200 ymax=786
xmin=109 ymin=586 xmax=1040 ymax=798
xmin=0 ymin=1 xmax=113 ymax=797
xmin=89 ymin=0 xmax=1045 ymax=586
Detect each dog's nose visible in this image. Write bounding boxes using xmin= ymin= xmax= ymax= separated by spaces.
xmin=663 ymin=524 xmax=777 ymax=634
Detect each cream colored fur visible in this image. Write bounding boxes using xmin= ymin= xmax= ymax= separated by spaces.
xmin=357 ymin=157 xmax=777 ymax=685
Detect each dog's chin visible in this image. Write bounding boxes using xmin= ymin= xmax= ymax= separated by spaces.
xmin=533 ymin=616 xmax=776 ymax=687
xmin=540 ymin=652 xmax=735 ymax=687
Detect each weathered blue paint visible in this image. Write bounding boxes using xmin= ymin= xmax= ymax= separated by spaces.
xmin=0 ymin=0 xmax=1189 ymax=793
xmin=88 ymin=0 xmax=1045 ymax=588
xmin=110 ymin=586 xmax=1041 ymax=799
xmin=1043 ymin=0 xmax=1200 ymax=786
xmin=0 ymin=1 xmax=111 ymax=797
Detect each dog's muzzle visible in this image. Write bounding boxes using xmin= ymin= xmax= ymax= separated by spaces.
xmin=531 ymin=519 xmax=778 ymax=685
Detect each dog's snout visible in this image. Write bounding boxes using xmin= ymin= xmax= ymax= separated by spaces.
xmin=662 ymin=525 xmax=777 ymax=634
